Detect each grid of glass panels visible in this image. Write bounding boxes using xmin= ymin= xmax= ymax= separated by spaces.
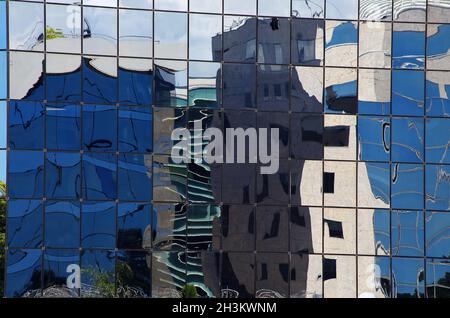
xmin=2 ymin=0 xmax=450 ymax=298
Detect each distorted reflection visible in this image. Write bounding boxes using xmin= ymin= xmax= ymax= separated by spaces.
xmin=391 ymin=163 xmax=424 ymax=209
xmin=393 ymin=0 xmax=426 ymax=22
xmin=392 ymin=70 xmax=425 ymax=116
xmin=392 ymin=210 xmax=424 ymax=257
xmin=292 ymin=19 xmax=324 ymax=66
xmin=426 ymin=164 xmax=450 ymax=211
xmin=292 ymin=0 xmax=324 ymax=18
xmin=359 ymin=0 xmax=392 ymax=21
xmin=325 ymin=21 xmax=358 ymax=67
xmin=392 ymin=258 xmax=425 ymax=298
xmin=83 ymin=6 xmax=117 ymax=56
xmin=358 ymin=209 xmax=390 ymax=256
xmin=393 ymin=23 xmax=425 ymax=69
xmin=358 ymin=116 xmax=390 ymax=161
xmin=46 ymin=4 xmax=81 ymax=54
xmin=358 ymin=257 xmax=390 ymax=298
xmin=7 ymin=200 xmax=43 ymax=249
xmin=9 ymin=1 xmax=44 ymax=51
xmin=325 ymin=68 xmax=357 ymax=114
xmin=44 ymin=201 xmax=80 ymax=248
xmin=427 ymin=24 xmax=450 ymax=71
xmin=323 ymin=256 xmax=356 ymax=298
xmin=391 ymin=117 xmax=424 ymax=163
xmin=426 ymin=71 xmax=450 ymax=116
xmin=358 ymin=69 xmax=391 ymax=115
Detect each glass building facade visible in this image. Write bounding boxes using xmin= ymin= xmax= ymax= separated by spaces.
xmin=1 ymin=0 xmax=449 ymax=298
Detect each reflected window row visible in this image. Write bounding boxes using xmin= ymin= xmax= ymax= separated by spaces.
xmin=5 ymin=249 xmax=449 ymax=298
xmin=4 ymin=2 xmax=449 ymax=71
xmin=5 ymin=52 xmax=450 ymax=117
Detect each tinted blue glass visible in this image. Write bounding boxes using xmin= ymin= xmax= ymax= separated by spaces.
xmin=358 ymin=116 xmax=390 ymax=162
xmin=325 ymin=21 xmax=357 ymax=47
xmin=223 ymin=16 xmax=257 ymax=63
xmin=391 ymin=258 xmax=425 ymax=298
xmin=9 ymin=101 xmax=45 ymax=150
xmin=83 ymin=57 xmax=118 ymax=104
xmin=427 ymin=24 xmax=450 ymax=70
xmin=81 ymin=250 xmax=115 ymax=297
xmin=393 ymin=25 xmax=425 ymax=69
xmin=391 ymin=117 xmax=424 ymax=163
xmin=119 ymin=65 xmax=153 ymax=106
xmin=426 ymin=260 xmax=450 ymax=298
xmin=426 ymin=72 xmax=450 ymax=117
xmin=116 ymin=250 xmax=151 ymax=297
xmin=7 ymin=200 xmax=43 ymax=248
xmin=46 ymin=104 xmax=81 ymax=151
xmin=222 ymin=63 xmax=256 ymax=109
xmin=9 ymin=151 xmax=44 ymax=199
xmin=82 ymin=201 xmax=116 ymax=249
xmin=118 ymin=203 xmax=151 ymax=249
xmin=365 ymin=162 xmax=390 ymax=206
xmin=118 ymin=154 xmax=152 ymax=201
xmin=358 ymin=209 xmax=390 ymax=256
xmin=426 ymin=212 xmax=450 ymax=258
xmin=83 ymin=105 xmax=117 ymax=152
xmin=426 ymin=118 xmax=450 ymax=164
xmin=392 ymin=210 xmax=424 ymax=257
xmin=45 ymin=201 xmax=80 ymax=248
xmin=6 ymin=249 xmax=42 ymax=298
xmin=325 ymin=79 xmax=357 ymax=114
xmin=426 ymin=164 xmax=450 ymax=211
xmin=257 ymin=18 xmax=290 ymax=65
xmin=82 ymin=153 xmax=117 ymax=200
xmin=391 ymin=163 xmax=424 ymax=210
xmin=43 ymin=249 xmax=79 ymax=292
xmin=392 ymin=70 xmax=425 ymax=116
xmin=0 ymin=51 xmax=6 ymax=99
xmin=46 ymin=63 xmax=82 ymax=103
xmin=45 ymin=152 xmax=81 ymax=199
xmin=154 ymin=60 xmax=187 ymax=107
xmin=291 ymin=19 xmax=324 ymax=66
xmin=118 ymin=106 xmax=152 ymax=153
xmin=0 ymin=1 xmax=5 ymax=49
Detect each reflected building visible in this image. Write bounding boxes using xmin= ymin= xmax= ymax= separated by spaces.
xmin=2 ymin=0 xmax=450 ymax=299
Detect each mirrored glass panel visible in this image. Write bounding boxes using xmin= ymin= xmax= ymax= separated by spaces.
xmin=358 ymin=256 xmax=391 ymax=298
xmin=392 ymin=210 xmax=424 ymax=257
xmin=291 ymin=66 xmax=323 ymax=113
xmin=258 ymin=18 xmax=290 ymax=65
xmin=391 ymin=117 xmax=424 ymax=163
xmin=392 ymin=70 xmax=425 ymax=116
xmin=290 ymin=254 xmax=322 ymax=298
xmin=426 ymin=259 xmax=450 ymax=298
xmin=391 ymin=258 xmax=425 ymax=298
xmin=153 ymin=203 xmax=187 ymax=251
xmin=46 ymin=104 xmax=81 ymax=151
xmin=323 ymin=255 xmax=356 ymax=298
xmin=325 ymin=21 xmax=358 ymax=67
xmin=82 ymin=105 xmax=117 ymax=152
xmin=153 ymin=155 xmax=187 ymax=202
xmin=46 ymin=53 xmax=82 ymax=103
xmin=119 ymin=58 xmax=153 ymax=106
xmin=360 ymin=0 xmax=392 ymax=21
xmin=359 ymin=22 xmax=391 ymax=69
xmin=189 ymin=14 xmax=222 ymax=62
xmin=82 ymin=153 xmax=118 ymax=200
xmin=46 ymin=4 xmax=81 ymax=54
xmin=45 ymin=152 xmax=81 ymax=199
xmin=6 ymin=249 xmax=42 ymax=298
xmin=358 ymin=116 xmax=390 ymax=162
xmin=155 ymin=59 xmax=188 ymax=107
xmin=428 ymin=0 xmax=450 ymax=23
xmin=9 ymin=1 xmax=44 ymax=51
xmin=81 ymin=250 xmax=115 ymax=297
xmin=152 ymin=252 xmax=186 ymax=297
xmin=221 ymin=252 xmax=255 ymax=297
xmin=358 ymin=69 xmax=391 ymax=115
xmin=119 ymin=0 xmax=153 ymax=9
xmin=427 ymin=24 xmax=450 ymax=71
xmin=324 ymin=208 xmax=356 ymax=255
xmin=258 ymin=0 xmax=290 ymax=17
xmin=118 ymin=154 xmax=152 ymax=201
xmin=82 ymin=201 xmax=116 ymax=249
xmin=223 ymin=16 xmax=257 ymax=63
xmin=326 ymin=0 xmax=358 ymax=20
xmin=190 ymin=0 xmax=222 ymax=13
xmin=44 ymin=201 xmax=80 ymax=248
xmin=119 ymin=9 xmax=152 ymax=58
xmin=256 ymin=253 xmax=289 ymax=298
xmin=290 ymin=207 xmax=322 ymax=254
xmin=9 ymin=101 xmax=45 ymax=150
xmin=222 ymin=63 xmax=256 ymax=109
xmin=324 ymin=114 xmax=357 ymax=160
xmin=83 ymin=6 xmax=117 ymax=56
xmin=7 ymin=200 xmax=43 ymax=248
xmin=188 ymin=61 xmax=220 ymax=108
xmin=426 ymin=164 xmax=450 ymax=211
xmin=358 ymin=162 xmax=390 ymax=209
xmin=117 ymin=251 xmax=151 ymax=298
xmin=8 ymin=151 xmax=44 ymax=199
xmin=154 ymin=11 xmax=187 ymax=59
xmin=154 ymin=0 xmax=187 ymax=11
xmin=393 ymin=23 xmax=425 ymax=70
xmin=9 ymin=52 xmax=45 ymax=101
xmin=324 ymin=161 xmax=356 ymax=207
xmin=426 ymin=71 xmax=450 ymax=117
xmin=358 ymin=209 xmax=390 ymax=256
xmin=393 ymin=0 xmax=426 ymax=22
xmin=324 ymin=68 xmax=357 ymax=114
xmin=119 ymin=106 xmax=153 ymax=153
xmin=391 ymin=163 xmax=424 ymax=210
xmin=426 ymin=118 xmax=450 ymax=164
xmin=224 ymin=0 xmax=256 ymax=15
xmin=292 ymin=19 xmax=324 ymax=66
xmin=292 ymin=0 xmax=324 ymax=18
xmin=426 ymin=212 xmax=450 ymax=258
xmin=117 ymin=203 xmax=152 ymax=249
xmin=83 ymin=56 xmax=118 ymax=104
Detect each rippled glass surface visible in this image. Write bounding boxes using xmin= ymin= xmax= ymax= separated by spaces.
xmin=155 ymin=59 xmax=188 ymax=107
xmin=426 ymin=164 xmax=450 ymax=211
xmin=358 ymin=116 xmax=390 ymax=161
xmin=189 ymin=62 xmax=220 ymax=108
xmin=391 ymin=117 xmax=424 ymax=163
xmin=393 ymin=23 xmax=425 ymax=69
xmin=358 ymin=209 xmax=390 ymax=256
xmin=7 ymin=200 xmax=43 ymax=248
xmin=393 ymin=0 xmax=426 ymax=22
xmin=9 ymin=101 xmax=45 ymax=150
xmin=426 ymin=118 xmax=450 ymax=164
xmin=83 ymin=105 xmax=117 ymax=152
xmin=426 ymin=71 xmax=450 ymax=117
xmin=360 ymin=0 xmax=392 ymax=21
xmin=82 ymin=201 xmax=116 ymax=248
xmin=391 ymin=163 xmax=424 ymax=209
xmin=392 ymin=70 xmax=425 ymax=116
xmin=82 ymin=153 xmax=117 ymax=200
xmin=46 ymin=152 xmax=81 ymax=199
xmin=391 ymin=258 xmax=425 ymax=298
